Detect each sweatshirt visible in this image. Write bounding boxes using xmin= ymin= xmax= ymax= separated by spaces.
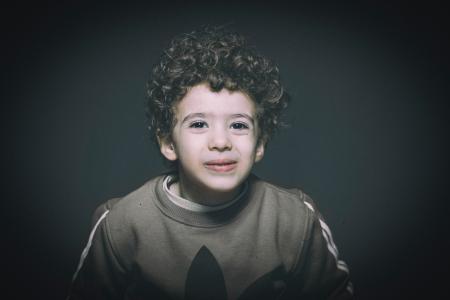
xmin=67 ymin=174 xmax=353 ymax=299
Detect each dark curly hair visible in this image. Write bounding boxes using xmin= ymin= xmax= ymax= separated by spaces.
xmin=146 ymin=25 xmax=289 ymax=161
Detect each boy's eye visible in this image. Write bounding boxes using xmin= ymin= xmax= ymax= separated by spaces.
xmin=189 ymin=121 xmax=207 ymax=128
xmin=231 ymin=122 xmax=249 ymax=130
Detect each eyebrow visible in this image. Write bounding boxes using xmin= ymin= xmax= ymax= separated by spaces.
xmin=231 ymin=113 xmax=255 ymax=124
xmin=181 ymin=113 xmax=206 ymax=124
xmin=181 ymin=113 xmax=255 ymax=124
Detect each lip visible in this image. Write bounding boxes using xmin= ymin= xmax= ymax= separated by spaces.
xmin=204 ymin=159 xmax=237 ymax=172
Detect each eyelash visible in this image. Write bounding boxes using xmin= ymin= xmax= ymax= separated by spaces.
xmin=189 ymin=121 xmax=207 ymax=128
xmin=231 ymin=122 xmax=249 ymax=130
xmin=188 ymin=121 xmax=249 ymax=130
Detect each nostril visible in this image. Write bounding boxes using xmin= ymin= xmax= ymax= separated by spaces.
xmin=208 ymin=135 xmax=232 ymax=151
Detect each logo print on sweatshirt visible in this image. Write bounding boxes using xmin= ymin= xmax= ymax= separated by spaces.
xmin=185 ymin=246 xmax=287 ymax=300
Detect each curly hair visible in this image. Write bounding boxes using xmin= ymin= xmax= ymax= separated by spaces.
xmin=146 ymin=25 xmax=289 ymax=158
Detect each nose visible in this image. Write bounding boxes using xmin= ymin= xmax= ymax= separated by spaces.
xmin=208 ymin=126 xmax=232 ymax=151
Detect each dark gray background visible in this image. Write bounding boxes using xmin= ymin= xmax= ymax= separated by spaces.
xmin=2 ymin=1 xmax=449 ymax=299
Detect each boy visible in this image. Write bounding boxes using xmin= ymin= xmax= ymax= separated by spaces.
xmin=68 ymin=26 xmax=353 ymax=299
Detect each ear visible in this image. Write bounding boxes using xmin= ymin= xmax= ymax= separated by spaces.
xmin=157 ymin=135 xmax=178 ymax=161
xmin=254 ymin=140 xmax=265 ymax=163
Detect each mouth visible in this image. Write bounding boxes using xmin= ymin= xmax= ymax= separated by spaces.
xmin=204 ymin=159 xmax=237 ymax=172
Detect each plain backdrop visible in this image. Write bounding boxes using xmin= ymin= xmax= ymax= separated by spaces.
xmin=2 ymin=1 xmax=449 ymax=299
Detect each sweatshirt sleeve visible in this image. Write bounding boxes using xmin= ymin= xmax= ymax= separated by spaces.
xmin=66 ymin=200 xmax=128 ymax=300
xmin=287 ymin=198 xmax=354 ymax=299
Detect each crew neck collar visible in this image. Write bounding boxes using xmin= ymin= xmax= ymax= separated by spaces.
xmin=162 ymin=175 xmax=248 ymax=213
xmin=152 ymin=174 xmax=261 ymax=228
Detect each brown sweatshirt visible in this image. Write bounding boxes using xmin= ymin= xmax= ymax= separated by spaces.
xmin=67 ymin=174 xmax=353 ymax=300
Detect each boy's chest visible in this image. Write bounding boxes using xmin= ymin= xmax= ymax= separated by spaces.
xmin=128 ymin=219 xmax=296 ymax=300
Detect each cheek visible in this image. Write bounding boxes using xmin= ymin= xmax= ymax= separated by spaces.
xmin=176 ymin=136 xmax=204 ymax=157
xmin=235 ymin=139 xmax=258 ymax=156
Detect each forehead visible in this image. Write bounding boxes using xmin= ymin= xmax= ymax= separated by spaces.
xmin=175 ymin=83 xmax=255 ymax=116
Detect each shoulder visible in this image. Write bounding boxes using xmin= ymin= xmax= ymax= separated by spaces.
xmin=88 ymin=175 xmax=166 ymax=266
xmin=251 ymin=174 xmax=316 ymax=216
xmin=247 ymin=175 xmax=325 ymax=270
xmin=249 ymin=174 xmax=318 ymax=239
xmin=91 ymin=175 xmax=165 ymax=233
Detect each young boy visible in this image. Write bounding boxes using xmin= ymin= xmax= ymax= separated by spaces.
xmin=68 ymin=26 xmax=353 ymax=300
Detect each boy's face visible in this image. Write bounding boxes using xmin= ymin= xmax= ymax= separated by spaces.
xmin=159 ymin=83 xmax=264 ymax=200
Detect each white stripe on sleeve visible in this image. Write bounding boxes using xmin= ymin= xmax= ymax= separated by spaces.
xmin=71 ymin=210 xmax=110 ymax=282
xmin=318 ymin=218 xmax=350 ymax=274
xmin=303 ymin=200 xmax=315 ymax=212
